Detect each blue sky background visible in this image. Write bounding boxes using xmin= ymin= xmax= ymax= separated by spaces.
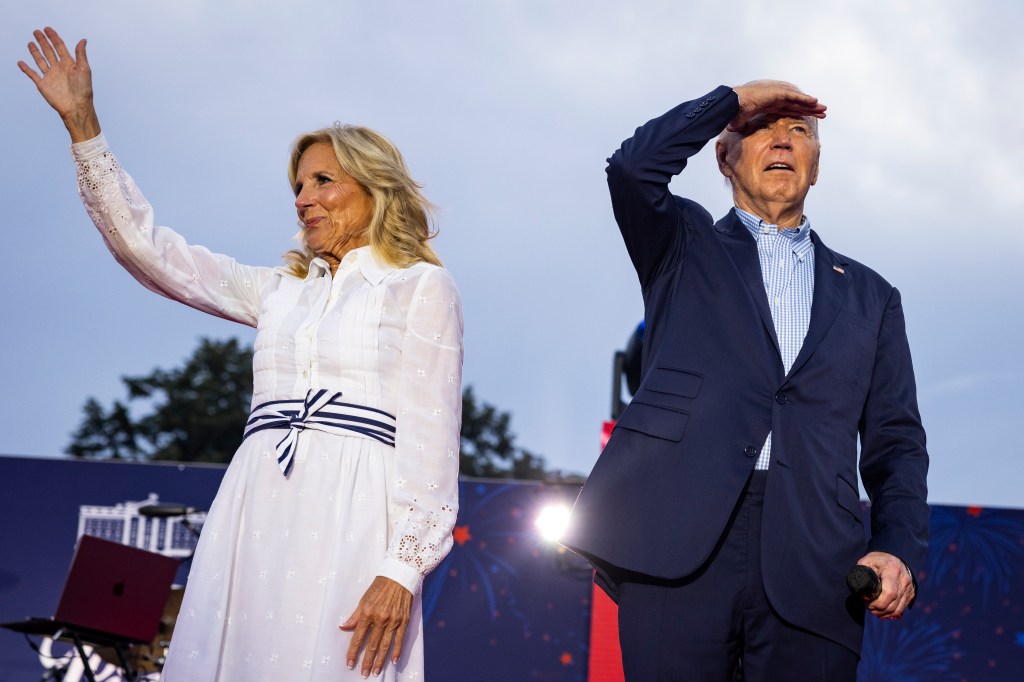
xmin=2 ymin=1 xmax=1021 ymax=507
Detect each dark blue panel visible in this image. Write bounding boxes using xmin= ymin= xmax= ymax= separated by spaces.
xmin=0 ymin=457 xmax=592 ymax=681
xmin=422 ymin=481 xmax=591 ymax=681
xmin=857 ymin=503 xmax=1024 ymax=681
xmin=2 ymin=456 xmax=1022 ymax=681
xmin=0 ymin=456 xmax=226 ymax=680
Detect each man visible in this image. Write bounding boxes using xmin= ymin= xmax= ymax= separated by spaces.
xmin=562 ymin=81 xmax=929 ymax=681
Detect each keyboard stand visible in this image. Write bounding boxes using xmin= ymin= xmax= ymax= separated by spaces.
xmin=0 ymin=618 xmax=141 ymax=682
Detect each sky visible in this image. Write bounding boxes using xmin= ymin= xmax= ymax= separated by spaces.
xmin=2 ymin=0 xmax=1022 ymax=507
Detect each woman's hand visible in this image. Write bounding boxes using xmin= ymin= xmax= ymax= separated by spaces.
xmin=340 ymin=576 xmax=413 ymax=677
xmin=17 ymin=27 xmax=101 ymax=143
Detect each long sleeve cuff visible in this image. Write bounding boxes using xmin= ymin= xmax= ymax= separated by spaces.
xmin=70 ymin=132 xmax=109 ymax=160
xmin=376 ymin=557 xmax=424 ymax=595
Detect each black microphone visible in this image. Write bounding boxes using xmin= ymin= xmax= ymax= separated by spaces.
xmin=846 ymin=565 xmax=881 ymax=601
xmin=138 ymin=503 xmax=197 ymax=518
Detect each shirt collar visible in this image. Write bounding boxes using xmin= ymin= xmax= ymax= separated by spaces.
xmin=734 ymin=208 xmax=814 ymax=259
xmin=308 ymin=246 xmax=396 ymax=286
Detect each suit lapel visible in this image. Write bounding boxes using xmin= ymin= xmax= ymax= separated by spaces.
xmin=786 ymin=231 xmax=851 ymax=380
xmin=714 ymin=212 xmax=781 ymax=357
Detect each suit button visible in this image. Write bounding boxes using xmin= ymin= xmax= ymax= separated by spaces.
xmin=744 ymin=446 xmax=758 ymax=457
xmin=775 ymin=393 xmax=788 ymax=405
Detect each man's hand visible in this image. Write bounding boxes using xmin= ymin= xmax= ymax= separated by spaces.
xmin=730 ymin=80 xmax=826 ymax=133
xmin=856 ymin=551 xmax=915 ymax=620
xmin=340 ymin=576 xmax=413 ymax=677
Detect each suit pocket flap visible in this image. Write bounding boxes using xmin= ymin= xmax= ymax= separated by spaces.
xmin=643 ymin=367 xmax=704 ymax=398
xmin=836 ymin=474 xmax=863 ymax=524
xmin=615 ymin=401 xmax=689 ymax=442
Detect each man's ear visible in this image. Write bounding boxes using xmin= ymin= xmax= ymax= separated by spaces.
xmin=716 ymin=139 xmax=733 ymax=178
xmin=810 ymin=149 xmax=820 ymax=186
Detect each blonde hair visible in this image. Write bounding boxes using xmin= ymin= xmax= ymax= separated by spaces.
xmin=284 ymin=124 xmax=441 ymax=277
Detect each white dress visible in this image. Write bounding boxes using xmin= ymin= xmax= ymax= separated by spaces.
xmin=72 ymin=134 xmax=463 ymax=681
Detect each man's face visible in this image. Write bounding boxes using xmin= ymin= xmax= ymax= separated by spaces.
xmin=717 ymin=114 xmax=820 ymax=219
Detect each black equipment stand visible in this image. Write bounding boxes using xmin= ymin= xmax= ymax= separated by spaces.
xmin=0 ymin=618 xmax=142 ymax=682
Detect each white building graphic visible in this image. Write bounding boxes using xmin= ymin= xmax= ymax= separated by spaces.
xmin=76 ymin=493 xmax=206 ymax=558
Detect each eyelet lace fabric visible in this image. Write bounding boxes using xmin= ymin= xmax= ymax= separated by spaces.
xmin=71 ymin=134 xmax=463 ymax=680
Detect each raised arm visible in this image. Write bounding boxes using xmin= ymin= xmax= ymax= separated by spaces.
xmin=608 ymin=82 xmax=826 ymax=289
xmin=606 ymin=86 xmax=737 ymax=288
xmin=19 ymin=27 xmax=271 ymax=325
xmin=18 ymin=27 xmax=101 ymax=143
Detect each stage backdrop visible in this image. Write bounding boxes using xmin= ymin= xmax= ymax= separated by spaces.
xmin=0 ymin=455 xmax=1022 ymax=681
xmin=0 ymin=456 xmax=591 ymax=681
xmin=585 ymin=502 xmax=1024 ymax=682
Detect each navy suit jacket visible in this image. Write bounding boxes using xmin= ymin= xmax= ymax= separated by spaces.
xmin=562 ymin=86 xmax=930 ymax=654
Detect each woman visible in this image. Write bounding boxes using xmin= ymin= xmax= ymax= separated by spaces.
xmin=19 ymin=27 xmax=462 ymax=681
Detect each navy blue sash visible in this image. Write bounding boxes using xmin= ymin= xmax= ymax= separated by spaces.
xmin=243 ymin=389 xmax=396 ymax=476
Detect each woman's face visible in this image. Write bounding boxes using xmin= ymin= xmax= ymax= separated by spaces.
xmin=293 ymin=142 xmax=373 ymax=260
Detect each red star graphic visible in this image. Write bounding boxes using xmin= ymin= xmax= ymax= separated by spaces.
xmin=453 ymin=525 xmax=472 ymax=546
xmin=966 ymin=506 xmax=984 ymax=517
xmin=560 ymin=652 xmax=573 ymax=666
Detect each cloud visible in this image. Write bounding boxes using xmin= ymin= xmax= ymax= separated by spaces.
xmin=2 ymin=0 xmax=1021 ymax=507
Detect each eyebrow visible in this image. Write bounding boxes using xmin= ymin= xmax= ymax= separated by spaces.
xmin=743 ymin=114 xmax=813 ymax=132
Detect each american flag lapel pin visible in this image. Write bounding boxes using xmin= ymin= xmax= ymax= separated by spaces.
xmin=833 ymin=265 xmax=845 ymax=274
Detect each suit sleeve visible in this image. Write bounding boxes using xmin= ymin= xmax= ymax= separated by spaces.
xmin=606 ymin=85 xmax=738 ymax=289
xmin=859 ymin=287 xmax=930 ymax=579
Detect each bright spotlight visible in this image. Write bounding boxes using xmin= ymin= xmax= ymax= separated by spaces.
xmin=535 ymin=504 xmax=571 ymax=543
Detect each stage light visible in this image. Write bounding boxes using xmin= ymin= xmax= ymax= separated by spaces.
xmin=535 ymin=504 xmax=572 ymax=543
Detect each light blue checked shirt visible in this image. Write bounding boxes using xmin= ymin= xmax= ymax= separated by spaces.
xmin=734 ymin=208 xmax=816 ymax=470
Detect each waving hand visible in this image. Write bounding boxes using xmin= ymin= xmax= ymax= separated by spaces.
xmin=18 ymin=27 xmax=101 ymax=142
